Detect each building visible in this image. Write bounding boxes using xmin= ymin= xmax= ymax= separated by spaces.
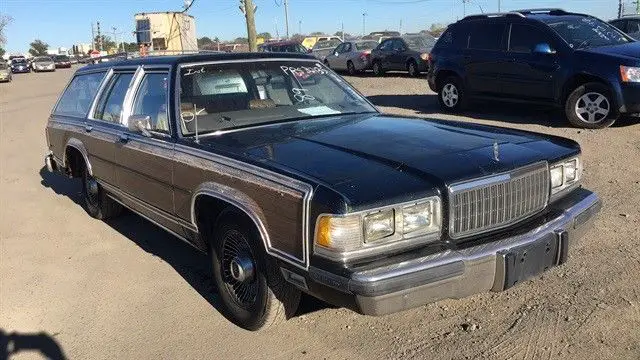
xmin=134 ymin=12 xmax=197 ymax=54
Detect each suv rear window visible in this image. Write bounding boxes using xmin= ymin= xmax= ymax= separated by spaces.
xmin=468 ymin=23 xmax=505 ymax=50
xmin=54 ymin=72 xmax=106 ymax=118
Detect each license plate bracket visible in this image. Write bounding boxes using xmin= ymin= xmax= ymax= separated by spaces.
xmin=500 ymin=233 xmax=559 ymax=290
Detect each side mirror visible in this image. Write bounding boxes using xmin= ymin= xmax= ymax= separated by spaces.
xmin=333 ymin=51 xmax=339 ymax=56
xmin=127 ymin=115 xmax=152 ymax=137
xmin=533 ymin=43 xmax=555 ymax=55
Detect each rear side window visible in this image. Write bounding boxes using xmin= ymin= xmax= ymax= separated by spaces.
xmin=54 ymin=72 xmax=106 ymax=118
xmin=509 ymin=24 xmax=552 ymax=53
xmin=468 ymin=23 xmax=505 ymax=50
xmin=629 ymin=20 xmax=640 ymax=33
xmin=610 ymin=20 xmax=626 ymax=32
xmin=93 ymin=73 xmax=135 ymax=123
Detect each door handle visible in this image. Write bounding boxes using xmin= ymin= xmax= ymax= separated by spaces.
xmin=84 ymin=124 xmax=93 ymax=132
xmin=118 ymin=133 xmax=129 ymax=143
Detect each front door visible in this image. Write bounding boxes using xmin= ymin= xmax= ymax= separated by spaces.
xmin=499 ymin=23 xmax=560 ymax=101
xmin=389 ymin=39 xmax=408 ymax=70
xmin=115 ymin=70 xmax=175 ymax=214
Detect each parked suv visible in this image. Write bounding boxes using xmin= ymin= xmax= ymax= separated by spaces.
xmin=610 ymin=15 xmax=640 ymax=40
xmin=428 ymin=9 xmax=640 ymax=128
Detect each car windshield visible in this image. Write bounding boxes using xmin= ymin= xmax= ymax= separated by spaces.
xmin=402 ymin=35 xmax=436 ymax=49
xmin=56 ymin=56 xmax=70 ymax=61
xmin=35 ymin=57 xmax=53 ymax=62
xmin=314 ymin=39 xmax=342 ymax=49
xmin=0 ymin=63 xmax=7 ymax=70
xmin=13 ymin=59 xmax=27 ymax=64
xmin=178 ymin=60 xmax=376 ymax=136
xmin=543 ymin=16 xmax=632 ymax=49
xmin=355 ymin=41 xmax=378 ymax=50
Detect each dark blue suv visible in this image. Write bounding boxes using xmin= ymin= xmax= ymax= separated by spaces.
xmin=428 ymin=9 xmax=640 ymax=128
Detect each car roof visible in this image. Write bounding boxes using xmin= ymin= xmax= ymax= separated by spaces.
xmin=457 ymin=9 xmax=597 ymax=25
xmin=78 ymin=52 xmax=316 ymax=72
xmin=260 ymin=40 xmax=300 ymax=46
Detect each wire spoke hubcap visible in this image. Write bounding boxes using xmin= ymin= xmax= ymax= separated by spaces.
xmin=575 ymin=92 xmax=610 ymax=123
xmin=221 ymin=229 xmax=259 ymax=308
xmin=442 ymin=83 xmax=459 ymax=107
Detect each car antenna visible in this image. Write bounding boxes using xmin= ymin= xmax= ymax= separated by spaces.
xmin=194 ymin=103 xmax=200 ymax=144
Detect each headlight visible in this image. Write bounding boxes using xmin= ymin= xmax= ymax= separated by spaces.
xmin=420 ymin=53 xmax=430 ymax=61
xmin=550 ymin=157 xmax=582 ymax=199
xmin=620 ymin=66 xmax=640 ymax=83
xmin=315 ymin=196 xmax=441 ymax=261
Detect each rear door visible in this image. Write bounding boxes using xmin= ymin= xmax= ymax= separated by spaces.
xmin=499 ymin=23 xmax=560 ymax=100
xmin=336 ymin=42 xmax=352 ymax=69
xmin=375 ymin=39 xmax=394 ymax=69
xmin=326 ymin=43 xmax=345 ymax=69
xmin=115 ymin=68 xmax=175 ymax=213
xmin=85 ymin=70 xmax=136 ymax=186
xmin=463 ymin=21 xmax=507 ymax=96
xmin=389 ymin=39 xmax=409 ymax=70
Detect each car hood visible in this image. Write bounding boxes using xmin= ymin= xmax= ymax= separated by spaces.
xmin=578 ymin=42 xmax=640 ymax=62
xmin=198 ymin=114 xmax=579 ymax=209
xmin=35 ymin=61 xmax=54 ymax=65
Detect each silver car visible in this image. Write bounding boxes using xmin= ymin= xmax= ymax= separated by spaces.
xmin=311 ymin=39 xmax=343 ymax=61
xmin=32 ymin=56 xmax=56 ymax=72
xmin=323 ymin=40 xmax=379 ymax=75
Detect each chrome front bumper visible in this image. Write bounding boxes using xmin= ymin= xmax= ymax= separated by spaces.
xmin=309 ymin=188 xmax=601 ymax=316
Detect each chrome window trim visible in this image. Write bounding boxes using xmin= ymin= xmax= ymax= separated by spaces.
xmin=87 ymin=67 xmax=139 ymax=125
xmin=125 ymin=68 xmax=172 ymax=136
xmin=447 ymin=161 xmax=550 ymax=240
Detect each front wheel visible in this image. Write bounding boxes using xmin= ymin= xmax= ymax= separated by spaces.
xmin=209 ymin=212 xmax=301 ymax=331
xmin=347 ymin=61 xmax=357 ymax=76
xmin=565 ymin=82 xmax=617 ymax=129
xmin=438 ymin=76 xmax=466 ymax=112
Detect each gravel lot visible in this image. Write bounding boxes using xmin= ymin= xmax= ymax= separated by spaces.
xmin=1 ymin=68 xmax=639 ymax=360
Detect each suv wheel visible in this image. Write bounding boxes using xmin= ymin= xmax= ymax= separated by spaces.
xmin=438 ymin=76 xmax=465 ymax=112
xmin=208 ymin=211 xmax=301 ymax=331
xmin=407 ymin=60 xmax=419 ymax=77
xmin=565 ymin=82 xmax=617 ymax=129
xmin=372 ymin=61 xmax=384 ymax=76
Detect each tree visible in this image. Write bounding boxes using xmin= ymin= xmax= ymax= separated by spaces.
xmin=334 ymin=31 xmax=351 ymax=39
xmin=0 ymin=46 xmax=5 ymax=57
xmin=291 ymin=34 xmax=305 ymax=42
xmin=233 ymin=37 xmax=248 ymax=44
xmin=309 ymin=31 xmax=325 ymax=36
xmin=123 ymin=42 xmax=139 ymax=52
xmin=257 ymin=32 xmax=272 ymax=39
xmin=197 ymin=36 xmax=213 ymax=48
xmin=0 ymin=14 xmax=12 ymax=45
xmin=428 ymin=23 xmax=447 ymax=37
xmin=94 ymin=35 xmax=116 ymax=51
xmin=28 ymin=39 xmax=49 ymax=56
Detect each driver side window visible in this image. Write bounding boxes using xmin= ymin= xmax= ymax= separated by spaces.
xmin=131 ymin=73 xmax=170 ymax=134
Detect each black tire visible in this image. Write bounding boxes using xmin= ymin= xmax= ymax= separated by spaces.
xmin=323 ymin=59 xmax=330 ymax=69
xmin=208 ymin=211 xmax=301 ymax=331
xmin=407 ymin=60 xmax=419 ymax=77
xmin=372 ymin=60 xmax=385 ymax=76
xmin=565 ymin=82 xmax=617 ymax=129
xmin=81 ymin=165 xmax=122 ymax=220
xmin=347 ymin=61 xmax=357 ymax=76
xmin=438 ymin=76 xmax=466 ymax=112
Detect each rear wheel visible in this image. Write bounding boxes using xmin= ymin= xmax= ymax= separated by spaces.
xmin=407 ymin=60 xmax=419 ymax=77
xmin=372 ymin=61 xmax=385 ymax=76
xmin=565 ymin=82 xmax=617 ymax=129
xmin=347 ymin=61 xmax=357 ymax=75
xmin=208 ymin=211 xmax=301 ymax=331
xmin=323 ymin=59 xmax=330 ymax=68
xmin=81 ymin=165 xmax=122 ymax=220
xmin=438 ymin=76 xmax=466 ymax=112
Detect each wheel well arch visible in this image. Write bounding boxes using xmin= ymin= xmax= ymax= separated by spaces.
xmin=435 ymin=70 xmax=461 ymax=90
xmin=64 ymin=139 xmax=92 ymax=178
xmin=561 ymin=73 xmax=612 ymax=104
xmin=191 ymin=182 xmax=270 ymax=253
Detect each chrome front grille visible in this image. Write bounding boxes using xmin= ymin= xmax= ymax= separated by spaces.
xmin=449 ymin=163 xmax=549 ymax=239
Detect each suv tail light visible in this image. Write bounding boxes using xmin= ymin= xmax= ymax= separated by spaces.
xmin=359 ymin=51 xmax=371 ymax=62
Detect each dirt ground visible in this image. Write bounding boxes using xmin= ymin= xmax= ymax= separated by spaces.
xmin=1 ymin=68 xmax=639 ymax=360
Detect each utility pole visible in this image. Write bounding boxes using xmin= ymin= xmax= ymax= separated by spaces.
xmin=619 ymin=0 xmax=623 ymax=18
xmin=239 ymin=0 xmax=258 ymax=51
xmin=341 ymin=20 xmax=345 ymax=41
xmin=97 ymin=21 xmax=102 ymax=51
xmin=399 ymin=19 xmax=403 ymax=34
xmin=275 ymin=17 xmax=280 ymax=39
xmin=284 ymin=0 xmax=290 ymax=38
xmin=498 ymin=0 xmax=501 ymax=12
xmin=299 ymin=20 xmax=302 ymax=35
xmin=362 ymin=13 xmax=367 ymax=36
xmin=463 ymin=0 xmax=467 ymax=17
xmin=111 ymin=27 xmax=121 ymax=53
xmin=636 ymin=0 xmax=639 ymax=14
xmin=91 ymin=22 xmax=96 ymax=50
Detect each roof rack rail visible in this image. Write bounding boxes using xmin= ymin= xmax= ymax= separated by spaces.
xmin=462 ymin=12 xmax=525 ymax=21
xmin=621 ymin=14 xmax=639 ymax=17
xmin=513 ymin=8 xmax=568 ymax=15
